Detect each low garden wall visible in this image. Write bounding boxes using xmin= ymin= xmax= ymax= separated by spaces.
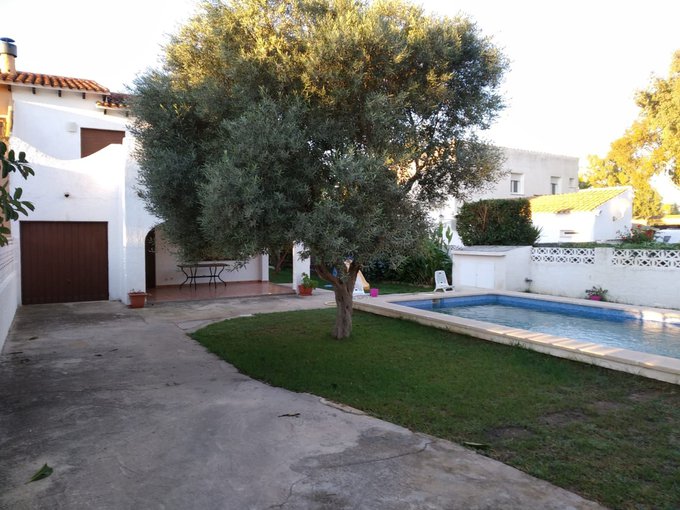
xmin=452 ymin=246 xmax=680 ymax=310
xmin=528 ymin=247 xmax=680 ymax=309
xmin=0 ymin=240 xmax=18 ymax=350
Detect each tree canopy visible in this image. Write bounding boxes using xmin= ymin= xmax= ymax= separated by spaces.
xmin=586 ymin=50 xmax=680 ymax=220
xmin=131 ymin=0 xmax=508 ymax=338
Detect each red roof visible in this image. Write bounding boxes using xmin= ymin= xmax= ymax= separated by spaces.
xmin=0 ymin=70 xmax=109 ymax=93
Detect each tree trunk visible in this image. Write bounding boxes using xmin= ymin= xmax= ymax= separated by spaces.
xmin=274 ymin=250 xmax=289 ymax=273
xmin=332 ymin=283 xmax=353 ymax=339
xmin=315 ymin=262 xmax=359 ymax=340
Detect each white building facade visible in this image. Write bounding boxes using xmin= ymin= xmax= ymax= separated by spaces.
xmin=434 ymin=147 xmax=580 ymax=244
xmin=0 ymin=40 xmax=268 ymax=349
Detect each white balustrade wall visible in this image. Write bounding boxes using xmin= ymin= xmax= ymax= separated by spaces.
xmin=528 ymin=247 xmax=680 ymax=309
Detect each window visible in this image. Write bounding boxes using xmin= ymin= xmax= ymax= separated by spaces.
xmin=80 ymin=128 xmax=125 ymax=158
xmin=510 ymin=173 xmax=523 ymax=194
xmin=569 ymin=177 xmax=576 ymax=189
xmin=550 ymin=176 xmax=561 ymax=195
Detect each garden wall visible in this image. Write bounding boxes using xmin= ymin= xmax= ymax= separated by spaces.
xmin=453 ymin=246 xmax=680 ymax=310
xmin=0 ymin=240 xmax=18 ymax=351
xmin=529 ymin=247 xmax=679 ymax=309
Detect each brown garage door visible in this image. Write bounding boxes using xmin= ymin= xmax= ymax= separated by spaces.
xmin=20 ymin=222 xmax=109 ymax=304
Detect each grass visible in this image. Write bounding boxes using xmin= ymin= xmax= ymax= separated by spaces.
xmin=268 ymin=267 xmax=430 ymax=295
xmin=193 ymin=309 xmax=680 ymax=510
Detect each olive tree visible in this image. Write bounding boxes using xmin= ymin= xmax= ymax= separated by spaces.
xmin=131 ymin=0 xmax=507 ymax=338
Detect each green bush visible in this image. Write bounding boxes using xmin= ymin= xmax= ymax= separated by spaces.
xmin=362 ymin=225 xmax=452 ymax=285
xmin=393 ymin=237 xmax=452 ymax=285
xmin=456 ymin=198 xmax=541 ymax=246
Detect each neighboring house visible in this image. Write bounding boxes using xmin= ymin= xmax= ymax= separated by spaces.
xmin=530 ymin=186 xmax=633 ymax=243
xmin=0 ymin=39 xmax=269 ymax=349
xmin=434 ymin=147 xmax=580 ymax=245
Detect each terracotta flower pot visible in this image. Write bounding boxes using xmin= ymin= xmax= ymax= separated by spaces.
xmin=588 ymin=295 xmax=602 ymax=301
xmin=128 ymin=292 xmax=147 ymax=308
xmin=298 ymin=285 xmax=313 ymax=296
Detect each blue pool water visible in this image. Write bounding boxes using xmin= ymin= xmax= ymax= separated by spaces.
xmin=400 ymin=295 xmax=680 ymax=359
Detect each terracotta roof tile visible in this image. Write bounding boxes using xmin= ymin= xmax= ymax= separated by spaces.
xmin=530 ymin=187 xmax=630 ymax=213
xmin=97 ymin=93 xmax=130 ymax=109
xmin=0 ymin=70 xmax=109 ymax=93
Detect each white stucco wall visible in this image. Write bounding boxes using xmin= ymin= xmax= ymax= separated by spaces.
xmin=454 ymin=246 xmax=680 ymax=310
xmin=11 ymin=88 xmax=127 ymax=160
xmin=0 ymin=240 xmax=18 ymax=352
xmin=452 ymin=247 xmax=531 ymax=292
xmin=9 ymin=137 xmax=157 ymax=303
xmin=292 ymin=243 xmax=311 ymax=293
xmin=529 ymin=248 xmax=680 ymax=309
xmin=533 ymin=212 xmax=597 ymax=243
xmin=153 ymin=227 xmax=269 ymax=286
xmin=478 ymin=148 xmax=580 ymax=200
xmin=592 ymin=190 xmax=633 ymax=241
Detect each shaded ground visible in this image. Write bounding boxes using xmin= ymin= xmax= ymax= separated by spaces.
xmin=193 ymin=308 xmax=680 ymax=509
xmin=0 ymin=298 xmax=602 ymax=509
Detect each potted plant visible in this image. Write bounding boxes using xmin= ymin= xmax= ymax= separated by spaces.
xmin=298 ymin=273 xmax=317 ymax=296
xmin=585 ymin=286 xmax=608 ymax=301
xmin=128 ymin=289 xmax=148 ymax=308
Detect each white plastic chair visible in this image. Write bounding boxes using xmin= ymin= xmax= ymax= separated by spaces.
xmin=433 ymin=270 xmax=454 ymax=292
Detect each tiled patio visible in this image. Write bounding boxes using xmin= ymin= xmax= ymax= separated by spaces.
xmin=147 ymin=281 xmax=295 ymax=304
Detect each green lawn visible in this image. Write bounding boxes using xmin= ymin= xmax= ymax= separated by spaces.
xmin=268 ymin=267 xmax=430 ymax=294
xmin=193 ymin=309 xmax=680 ymax=510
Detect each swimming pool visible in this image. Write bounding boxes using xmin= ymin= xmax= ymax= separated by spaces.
xmin=352 ymin=291 xmax=680 ymax=385
xmin=400 ymin=294 xmax=680 ymax=359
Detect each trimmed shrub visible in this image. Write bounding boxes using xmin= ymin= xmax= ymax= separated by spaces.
xmin=456 ymin=198 xmax=540 ymax=246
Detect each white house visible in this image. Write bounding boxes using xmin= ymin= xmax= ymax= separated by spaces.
xmin=529 ymin=186 xmax=633 ymax=243
xmin=434 ymin=147 xmax=580 ymax=244
xmin=0 ymin=39 xmax=270 ymax=349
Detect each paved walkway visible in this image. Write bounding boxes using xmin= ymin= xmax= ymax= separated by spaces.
xmin=0 ymin=295 xmax=604 ymax=509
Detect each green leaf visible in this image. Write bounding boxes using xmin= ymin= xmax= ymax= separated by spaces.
xmin=463 ymin=441 xmax=490 ymax=450
xmin=27 ymin=463 xmax=53 ymax=483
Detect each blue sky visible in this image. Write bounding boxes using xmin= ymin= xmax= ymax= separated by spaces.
xmin=3 ymin=0 xmax=679 ymax=165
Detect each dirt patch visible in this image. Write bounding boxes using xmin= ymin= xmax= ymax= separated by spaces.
xmin=628 ymin=390 xmax=664 ymax=403
xmin=486 ymin=426 xmax=534 ymax=440
xmin=538 ymin=409 xmax=587 ymax=427
xmin=591 ymin=400 xmax=626 ymax=413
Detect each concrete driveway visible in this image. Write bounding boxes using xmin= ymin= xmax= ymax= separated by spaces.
xmin=0 ymin=295 xmax=604 ymax=509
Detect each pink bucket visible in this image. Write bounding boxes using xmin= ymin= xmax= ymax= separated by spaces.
xmin=370 ymin=288 xmax=379 ymax=297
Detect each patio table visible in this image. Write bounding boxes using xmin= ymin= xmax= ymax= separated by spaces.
xmin=178 ymin=262 xmax=229 ymax=289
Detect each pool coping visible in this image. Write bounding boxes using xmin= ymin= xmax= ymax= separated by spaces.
xmin=353 ymin=290 xmax=680 ymax=386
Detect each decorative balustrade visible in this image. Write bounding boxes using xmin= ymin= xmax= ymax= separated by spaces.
xmin=612 ymin=249 xmax=680 ymax=269
xmin=531 ymin=247 xmax=595 ymax=265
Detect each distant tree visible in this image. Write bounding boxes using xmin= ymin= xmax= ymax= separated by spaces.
xmin=586 ymin=122 xmax=663 ymax=220
xmin=586 ymin=50 xmax=680 ymax=220
xmin=131 ymin=0 xmax=508 ymax=338
xmin=0 ymin=141 xmax=34 ymax=246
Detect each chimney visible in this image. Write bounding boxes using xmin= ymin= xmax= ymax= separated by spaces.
xmin=0 ymin=37 xmax=17 ymax=73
